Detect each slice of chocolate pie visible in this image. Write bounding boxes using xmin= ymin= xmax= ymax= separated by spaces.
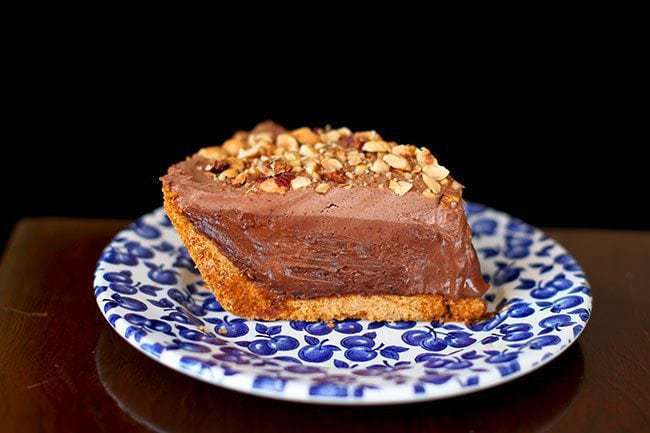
xmin=161 ymin=122 xmax=489 ymax=321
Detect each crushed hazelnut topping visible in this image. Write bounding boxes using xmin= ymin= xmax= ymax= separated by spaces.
xmin=194 ymin=123 xmax=462 ymax=200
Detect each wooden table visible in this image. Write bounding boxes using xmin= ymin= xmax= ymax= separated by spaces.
xmin=0 ymin=218 xmax=648 ymax=433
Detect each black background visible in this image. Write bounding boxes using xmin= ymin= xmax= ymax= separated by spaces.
xmin=3 ymin=51 xmax=646 ymax=249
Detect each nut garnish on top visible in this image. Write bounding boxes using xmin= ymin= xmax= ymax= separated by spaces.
xmin=195 ymin=122 xmax=463 ymax=203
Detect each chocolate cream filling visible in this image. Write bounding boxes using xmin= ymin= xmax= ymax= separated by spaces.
xmin=162 ymin=157 xmax=489 ymax=300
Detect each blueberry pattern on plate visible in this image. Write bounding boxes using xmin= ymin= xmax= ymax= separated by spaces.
xmin=93 ymin=203 xmax=592 ymax=404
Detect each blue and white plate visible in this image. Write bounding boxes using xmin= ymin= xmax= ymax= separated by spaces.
xmin=93 ymin=204 xmax=592 ymax=405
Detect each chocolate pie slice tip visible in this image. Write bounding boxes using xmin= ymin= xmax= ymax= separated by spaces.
xmin=161 ymin=121 xmax=489 ymax=322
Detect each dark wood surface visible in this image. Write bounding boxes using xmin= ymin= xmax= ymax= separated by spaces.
xmin=0 ymin=218 xmax=648 ymax=433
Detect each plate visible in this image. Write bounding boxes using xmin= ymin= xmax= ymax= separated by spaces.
xmin=93 ymin=204 xmax=592 ymax=405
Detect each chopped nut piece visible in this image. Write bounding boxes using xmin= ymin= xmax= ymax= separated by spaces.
xmin=257 ymin=163 xmax=275 ymax=177
xmin=422 ymin=189 xmax=437 ymax=198
xmin=354 ymin=130 xmax=381 ymax=143
xmin=232 ymin=172 xmax=247 ymax=186
xmin=198 ymin=146 xmax=228 ymax=161
xmin=354 ymin=164 xmax=369 ymax=175
xmin=321 ymin=158 xmax=343 ymax=172
xmin=391 ymin=145 xmax=416 ymax=156
xmin=440 ymin=193 xmax=460 ymax=207
xmin=422 ymin=173 xmax=441 ymax=193
xmin=259 ymin=178 xmax=286 ymax=193
xmin=238 ymin=146 xmax=261 ymax=159
xmin=322 ymin=172 xmax=347 ymax=183
xmin=362 ymin=140 xmax=391 ymax=152
xmin=451 ymin=180 xmax=464 ymax=190
xmin=218 ymin=168 xmax=238 ymax=181
xmin=276 ymin=133 xmax=299 ymax=151
xmin=303 ymin=159 xmax=318 ymax=175
xmin=247 ymin=132 xmax=273 ymax=145
xmin=389 ymin=180 xmax=413 ymax=196
xmin=383 ymin=154 xmax=411 ymax=171
xmin=274 ymin=172 xmax=295 ymax=188
xmin=322 ymin=129 xmax=342 ymax=143
xmin=415 ymin=148 xmax=436 ymax=166
xmin=335 ymin=149 xmax=347 ymax=162
xmin=223 ymin=139 xmax=244 ymax=156
xmin=315 ymin=183 xmax=331 ymax=194
xmin=208 ymin=160 xmax=230 ymax=175
xmin=299 ymin=144 xmax=316 ymax=158
xmin=291 ymin=176 xmax=311 ymax=190
xmin=422 ymin=164 xmax=449 ymax=180
xmin=370 ymin=159 xmax=390 ymax=173
xmin=291 ymin=127 xmax=320 ymax=145
xmin=346 ymin=150 xmax=362 ymax=166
